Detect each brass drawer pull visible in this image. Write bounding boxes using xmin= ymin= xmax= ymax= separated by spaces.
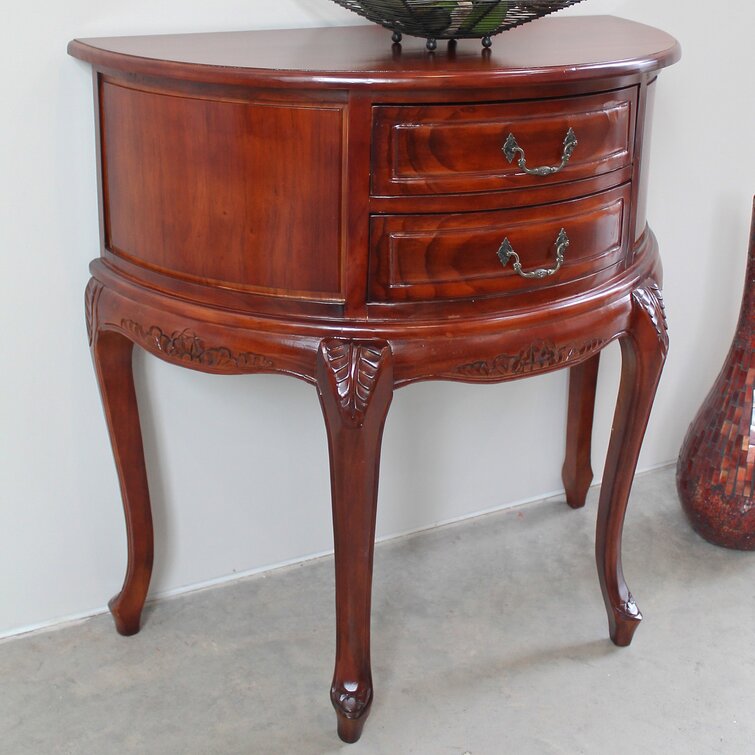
xmin=497 ymin=228 xmax=570 ymax=280
xmin=503 ymin=127 xmax=578 ymax=176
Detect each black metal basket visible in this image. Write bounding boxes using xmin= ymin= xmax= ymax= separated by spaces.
xmin=330 ymin=0 xmax=586 ymax=49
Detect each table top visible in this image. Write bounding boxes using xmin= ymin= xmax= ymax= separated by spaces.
xmin=68 ymin=16 xmax=680 ymax=90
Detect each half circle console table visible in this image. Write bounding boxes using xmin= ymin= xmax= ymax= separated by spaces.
xmin=69 ymin=18 xmax=680 ymax=743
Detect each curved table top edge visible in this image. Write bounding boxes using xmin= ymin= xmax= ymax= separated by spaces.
xmin=68 ymin=16 xmax=681 ymax=90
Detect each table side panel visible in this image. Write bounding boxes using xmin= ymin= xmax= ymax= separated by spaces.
xmin=634 ymin=78 xmax=657 ymax=243
xmin=100 ymin=79 xmax=346 ymax=301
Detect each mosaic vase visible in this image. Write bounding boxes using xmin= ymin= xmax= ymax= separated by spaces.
xmin=677 ymin=198 xmax=755 ymax=550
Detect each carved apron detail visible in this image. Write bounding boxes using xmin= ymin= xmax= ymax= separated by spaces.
xmin=121 ymin=320 xmax=274 ymax=370
xmin=455 ymin=338 xmax=605 ymax=378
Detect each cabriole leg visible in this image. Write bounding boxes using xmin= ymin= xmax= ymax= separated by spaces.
xmin=316 ymin=338 xmax=393 ymax=744
xmin=89 ymin=287 xmax=154 ymax=636
xmin=562 ymin=353 xmax=601 ymax=509
xmin=596 ymin=284 xmax=667 ymax=646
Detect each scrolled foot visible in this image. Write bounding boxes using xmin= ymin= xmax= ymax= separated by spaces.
xmin=108 ymin=594 xmax=142 ymax=637
xmin=319 ymin=338 xmax=391 ymax=744
xmin=595 ymin=287 xmax=664 ymax=649
xmin=90 ymin=320 xmax=154 ymax=640
xmin=609 ymin=595 xmax=642 ymax=647
xmin=332 ymin=684 xmax=372 ymax=743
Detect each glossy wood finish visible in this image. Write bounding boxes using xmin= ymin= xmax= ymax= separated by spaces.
xmin=87 ymin=281 xmax=153 ymax=636
xmin=317 ymin=340 xmax=393 ymax=742
xmin=372 ymin=90 xmax=635 ymax=197
xmin=102 ymin=80 xmax=345 ymax=301
xmin=563 ymin=353 xmax=600 ymax=509
xmin=68 ymin=17 xmax=679 ymax=90
xmin=598 ymin=283 xmax=667 ymax=645
xmin=70 ymin=19 xmax=680 ymax=744
xmin=370 ymin=184 xmax=629 ymax=302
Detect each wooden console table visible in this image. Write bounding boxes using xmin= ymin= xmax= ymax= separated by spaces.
xmin=69 ymin=18 xmax=680 ymax=743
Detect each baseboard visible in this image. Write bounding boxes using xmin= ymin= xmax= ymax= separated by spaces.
xmin=0 ymin=460 xmax=675 ymax=643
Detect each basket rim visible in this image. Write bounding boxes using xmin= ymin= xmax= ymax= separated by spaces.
xmin=329 ymin=0 xmax=587 ymax=41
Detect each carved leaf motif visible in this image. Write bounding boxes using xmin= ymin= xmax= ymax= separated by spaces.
xmin=321 ymin=339 xmax=388 ymax=426
xmin=633 ymin=281 xmax=668 ymax=349
xmin=455 ymin=338 xmax=605 ymax=378
xmin=121 ymin=320 xmax=274 ymax=371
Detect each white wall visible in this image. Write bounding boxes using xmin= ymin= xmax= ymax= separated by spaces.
xmin=1 ymin=1 xmax=753 ymax=638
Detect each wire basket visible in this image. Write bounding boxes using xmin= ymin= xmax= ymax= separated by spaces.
xmin=330 ymin=0 xmax=586 ymax=49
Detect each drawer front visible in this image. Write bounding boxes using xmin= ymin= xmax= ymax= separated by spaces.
xmin=369 ymin=184 xmax=630 ymax=303
xmin=372 ymin=90 xmax=636 ymax=197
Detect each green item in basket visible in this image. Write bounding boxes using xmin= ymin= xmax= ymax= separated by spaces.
xmin=411 ymin=1 xmax=510 ymax=37
xmin=451 ymin=1 xmax=511 ymax=36
xmin=468 ymin=2 xmax=509 ymax=34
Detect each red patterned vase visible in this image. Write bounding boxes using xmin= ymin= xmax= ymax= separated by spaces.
xmin=677 ymin=198 xmax=755 ymax=549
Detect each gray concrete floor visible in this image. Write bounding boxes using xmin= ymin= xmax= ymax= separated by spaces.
xmin=2 ymin=467 xmax=754 ymax=755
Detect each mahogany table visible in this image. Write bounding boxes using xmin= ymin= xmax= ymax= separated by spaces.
xmin=69 ymin=18 xmax=680 ymax=743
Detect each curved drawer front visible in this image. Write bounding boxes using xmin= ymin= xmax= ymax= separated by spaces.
xmin=372 ymin=90 xmax=636 ymax=197
xmin=369 ymin=184 xmax=630 ymax=303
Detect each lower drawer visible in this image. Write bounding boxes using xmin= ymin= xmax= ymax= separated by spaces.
xmin=369 ymin=184 xmax=630 ymax=303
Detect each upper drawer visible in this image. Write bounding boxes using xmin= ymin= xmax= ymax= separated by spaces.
xmin=372 ymin=89 xmax=636 ymax=197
